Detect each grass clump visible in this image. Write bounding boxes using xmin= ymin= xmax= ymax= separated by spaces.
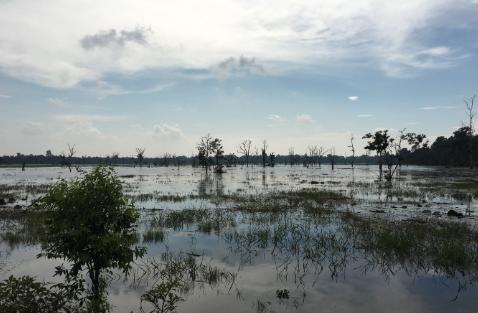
xmin=143 ymin=228 xmax=166 ymax=243
xmin=340 ymin=212 xmax=478 ymax=276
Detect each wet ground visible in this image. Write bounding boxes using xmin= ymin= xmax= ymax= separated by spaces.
xmin=1 ymin=165 xmax=478 ymax=312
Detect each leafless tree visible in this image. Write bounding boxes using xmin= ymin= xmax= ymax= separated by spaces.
xmin=261 ymin=140 xmax=268 ymax=167
xmin=253 ymin=146 xmax=259 ymax=166
xmin=65 ymin=144 xmax=76 ymax=172
xmin=307 ymin=145 xmax=318 ymax=167
xmin=288 ymin=147 xmax=295 ymax=166
xmin=465 ymin=95 xmax=476 ymax=168
xmin=136 ymin=147 xmax=145 ymax=167
xmin=238 ymin=139 xmax=252 ymax=167
xmin=317 ymin=146 xmax=326 ymax=168
xmin=162 ymin=153 xmax=173 ymax=167
xmin=328 ymin=147 xmax=336 ymax=170
xmin=348 ymin=134 xmax=356 ymax=169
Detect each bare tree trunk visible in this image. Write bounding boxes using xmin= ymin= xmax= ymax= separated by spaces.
xmin=465 ymin=96 xmax=476 ymax=169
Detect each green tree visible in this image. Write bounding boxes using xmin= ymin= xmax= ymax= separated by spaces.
xmin=211 ymin=137 xmax=224 ymax=166
xmin=39 ymin=165 xmax=145 ymax=311
xmin=363 ymin=130 xmax=390 ymax=177
xmin=197 ymin=134 xmax=213 ymax=173
xmin=197 ymin=134 xmax=224 ymax=173
xmin=0 ymin=275 xmax=84 ymax=313
xmin=364 ymin=129 xmax=427 ymax=181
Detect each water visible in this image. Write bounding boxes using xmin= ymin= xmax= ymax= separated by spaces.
xmin=1 ymin=165 xmax=477 ymax=312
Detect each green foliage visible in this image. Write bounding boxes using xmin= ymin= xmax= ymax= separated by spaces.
xmin=211 ymin=137 xmax=224 ymax=165
xmin=363 ymin=129 xmax=428 ymax=180
xmin=39 ymin=165 xmax=145 ymax=299
xmin=0 ymin=275 xmax=85 ymax=313
xmin=363 ymin=130 xmax=390 ymax=157
xmin=140 ymin=280 xmax=184 ymax=313
xmin=405 ymin=126 xmax=478 ymax=166
xmin=196 ymin=134 xmax=224 ymax=170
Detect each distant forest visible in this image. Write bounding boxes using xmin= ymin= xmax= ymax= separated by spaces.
xmin=1 ymin=126 xmax=477 ymax=168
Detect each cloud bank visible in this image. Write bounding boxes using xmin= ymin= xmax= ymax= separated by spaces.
xmin=0 ymin=0 xmax=475 ymax=88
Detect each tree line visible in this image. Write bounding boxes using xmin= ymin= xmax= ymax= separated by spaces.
xmin=1 ymin=131 xmax=476 ymax=170
xmin=1 ymin=95 xmax=475 ymax=171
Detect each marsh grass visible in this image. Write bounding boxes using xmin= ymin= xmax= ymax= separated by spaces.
xmin=149 ymin=208 xmax=236 ymax=233
xmin=143 ymin=229 xmax=166 ymax=243
xmin=0 ymin=211 xmax=45 ymax=251
xmin=2 ymin=167 xmax=478 ymax=310
xmin=341 ymin=212 xmax=478 ymax=277
xmin=233 ymin=188 xmax=348 ymax=214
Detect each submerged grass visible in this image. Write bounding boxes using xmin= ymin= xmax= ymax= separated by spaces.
xmin=341 ymin=212 xmax=478 ymax=275
xmin=143 ymin=228 xmax=166 ymax=243
xmin=233 ymin=188 xmax=348 ymax=214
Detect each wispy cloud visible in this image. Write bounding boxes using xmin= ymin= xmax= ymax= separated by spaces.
xmin=54 ymin=114 xmax=125 ymax=123
xmin=357 ymin=114 xmax=373 ymax=118
xmin=47 ymin=97 xmax=69 ymax=108
xmin=296 ymin=114 xmax=315 ymax=125
xmin=87 ymin=81 xmax=175 ymax=98
xmin=21 ymin=122 xmax=46 ymax=136
xmin=0 ymin=94 xmax=12 ymax=99
xmin=348 ymin=96 xmax=359 ymax=101
xmin=265 ymin=114 xmax=287 ymax=123
xmin=153 ymin=124 xmax=183 ymax=139
xmin=419 ymin=106 xmax=456 ymax=110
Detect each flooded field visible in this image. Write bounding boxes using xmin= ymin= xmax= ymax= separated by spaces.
xmin=1 ymin=165 xmax=478 ymax=313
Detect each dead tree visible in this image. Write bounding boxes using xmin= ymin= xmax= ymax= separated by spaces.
xmin=66 ymin=144 xmax=76 ymax=172
xmin=238 ymin=139 xmax=252 ymax=167
xmin=254 ymin=146 xmax=259 ymax=166
xmin=317 ymin=146 xmax=325 ymax=168
xmin=348 ymin=134 xmax=356 ymax=169
xmin=288 ymin=147 xmax=295 ymax=166
xmin=261 ymin=140 xmax=268 ymax=167
xmin=307 ymin=145 xmax=318 ymax=167
xmin=136 ymin=148 xmax=145 ymax=167
xmin=328 ymin=147 xmax=336 ymax=170
xmin=465 ymin=95 xmax=476 ymax=168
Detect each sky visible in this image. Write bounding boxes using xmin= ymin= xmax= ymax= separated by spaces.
xmin=0 ymin=0 xmax=477 ymax=157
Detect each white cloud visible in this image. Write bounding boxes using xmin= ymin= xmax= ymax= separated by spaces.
xmin=65 ymin=121 xmax=102 ymax=136
xmin=421 ymin=46 xmax=450 ymax=56
xmin=0 ymin=0 xmax=473 ymax=88
xmin=152 ymin=124 xmax=183 ymax=139
xmin=47 ymin=97 xmax=69 ymax=108
xmin=138 ymin=83 xmax=175 ymax=94
xmin=296 ymin=114 xmax=314 ymax=125
xmin=419 ymin=105 xmax=456 ymax=110
xmin=54 ymin=114 xmax=125 ymax=123
xmin=0 ymin=94 xmax=12 ymax=99
xmin=89 ymin=81 xmax=175 ymax=98
xmin=21 ymin=122 xmax=46 ymax=136
xmin=265 ymin=114 xmax=287 ymax=123
xmin=348 ymin=96 xmax=359 ymax=101
xmin=357 ymin=114 xmax=373 ymax=118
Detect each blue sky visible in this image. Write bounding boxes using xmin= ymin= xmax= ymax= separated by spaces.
xmin=0 ymin=0 xmax=477 ymax=156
